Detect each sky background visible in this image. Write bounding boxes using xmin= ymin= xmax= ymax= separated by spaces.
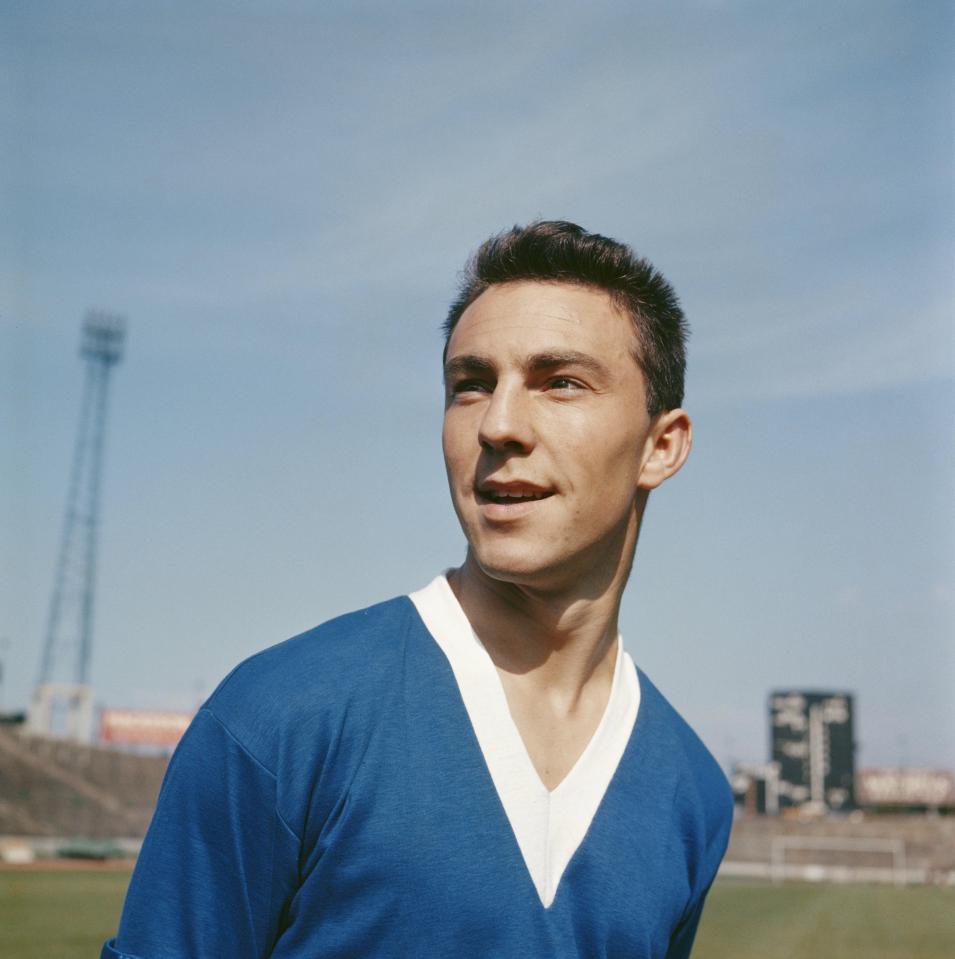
xmin=2 ymin=0 xmax=952 ymax=771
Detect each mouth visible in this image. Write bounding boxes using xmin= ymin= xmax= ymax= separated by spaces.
xmin=475 ymin=483 xmax=555 ymax=507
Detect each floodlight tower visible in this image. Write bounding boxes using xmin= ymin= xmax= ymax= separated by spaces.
xmin=30 ymin=311 xmax=126 ymax=742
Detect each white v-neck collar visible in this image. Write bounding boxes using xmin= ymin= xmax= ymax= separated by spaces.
xmin=409 ymin=574 xmax=641 ymax=908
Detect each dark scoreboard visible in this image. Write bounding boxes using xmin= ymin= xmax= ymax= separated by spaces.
xmin=769 ymin=690 xmax=855 ymax=812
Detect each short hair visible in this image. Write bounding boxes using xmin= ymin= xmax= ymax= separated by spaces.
xmin=443 ymin=220 xmax=688 ymax=415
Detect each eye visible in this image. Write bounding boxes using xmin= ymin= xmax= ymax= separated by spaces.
xmin=449 ymin=378 xmax=492 ymax=397
xmin=547 ymin=376 xmax=585 ymax=391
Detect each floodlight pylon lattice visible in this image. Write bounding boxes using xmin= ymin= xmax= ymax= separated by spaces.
xmin=31 ymin=311 xmax=126 ymax=741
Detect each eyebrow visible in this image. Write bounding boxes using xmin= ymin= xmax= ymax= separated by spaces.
xmin=444 ymin=350 xmax=611 ymax=382
xmin=443 ymin=354 xmax=495 ymax=381
xmin=527 ymin=351 xmax=611 ymax=378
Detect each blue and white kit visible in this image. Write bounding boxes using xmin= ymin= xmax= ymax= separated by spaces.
xmin=103 ymin=576 xmax=733 ymax=958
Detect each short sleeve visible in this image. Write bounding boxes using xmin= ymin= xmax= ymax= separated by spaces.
xmin=105 ymin=708 xmax=300 ymax=959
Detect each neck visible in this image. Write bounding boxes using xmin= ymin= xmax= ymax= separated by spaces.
xmin=448 ymin=500 xmax=645 ymax=703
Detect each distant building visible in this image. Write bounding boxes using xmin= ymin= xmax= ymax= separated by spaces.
xmin=731 ymin=761 xmax=782 ymax=815
xmin=856 ymin=767 xmax=955 ymax=813
xmin=769 ymin=690 xmax=855 ymax=813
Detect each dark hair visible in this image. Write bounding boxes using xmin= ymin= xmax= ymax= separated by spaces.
xmin=443 ymin=220 xmax=687 ymax=414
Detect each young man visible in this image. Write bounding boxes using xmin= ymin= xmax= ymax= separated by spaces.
xmin=103 ymin=221 xmax=732 ymax=959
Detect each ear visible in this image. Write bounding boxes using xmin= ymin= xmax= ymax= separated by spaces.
xmin=637 ymin=408 xmax=692 ymax=490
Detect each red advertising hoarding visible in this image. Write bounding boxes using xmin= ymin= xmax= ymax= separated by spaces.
xmin=100 ymin=708 xmax=193 ymax=748
xmin=856 ymin=767 xmax=955 ymax=807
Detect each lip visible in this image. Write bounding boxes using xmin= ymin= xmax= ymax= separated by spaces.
xmin=474 ymin=480 xmax=554 ymax=521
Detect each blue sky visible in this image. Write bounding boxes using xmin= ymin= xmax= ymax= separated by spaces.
xmin=2 ymin=0 xmax=952 ymax=769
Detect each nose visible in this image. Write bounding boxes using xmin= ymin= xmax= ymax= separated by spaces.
xmin=478 ymin=381 xmax=536 ymax=453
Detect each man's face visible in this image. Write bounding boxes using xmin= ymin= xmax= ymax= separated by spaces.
xmin=442 ymin=280 xmax=664 ymax=593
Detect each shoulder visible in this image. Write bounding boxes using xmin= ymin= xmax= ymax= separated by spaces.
xmin=201 ymin=594 xmax=423 ymax=767
xmin=217 ymin=594 xmax=419 ymax=691
xmin=636 ymin=669 xmax=734 ymax=839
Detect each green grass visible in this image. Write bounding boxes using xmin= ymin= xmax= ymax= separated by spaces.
xmin=2 ymin=870 xmax=953 ymax=958
xmin=696 ymin=881 xmax=955 ymax=959
xmin=0 ymin=868 xmax=128 ymax=959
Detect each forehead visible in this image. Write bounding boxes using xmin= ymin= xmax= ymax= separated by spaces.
xmin=447 ymin=281 xmax=639 ymax=362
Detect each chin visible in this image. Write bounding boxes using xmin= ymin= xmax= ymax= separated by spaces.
xmin=468 ymin=543 xmax=571 ymax=590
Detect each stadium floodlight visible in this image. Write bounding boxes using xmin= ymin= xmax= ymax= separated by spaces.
xmin=30 ymin=311 xmax=127 ymax=743
xmin=81 ymin=311 xmax=126 ymax=365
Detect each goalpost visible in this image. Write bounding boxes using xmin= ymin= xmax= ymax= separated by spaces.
xmin=769 ymin=836 xmax=908 ymax=885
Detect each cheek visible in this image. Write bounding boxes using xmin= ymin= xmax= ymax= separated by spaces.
xmin=575 ymin=441 xmax=645 ymax=513
xmin=442 ymin=424 xmax=472 ymax=486
xmin=441 ymin=416 xmax=459 ymax=458
xmin=566 ymin=429 xmax=642 ymax=481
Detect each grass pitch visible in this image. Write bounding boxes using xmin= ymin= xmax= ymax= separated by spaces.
xmin=2 ymin=869 xmax=953 ymax=958
xmin=695 ymin=880 xmax=955 ymax=959
xmin=1 ymin=867 xmax=129 ymax=958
